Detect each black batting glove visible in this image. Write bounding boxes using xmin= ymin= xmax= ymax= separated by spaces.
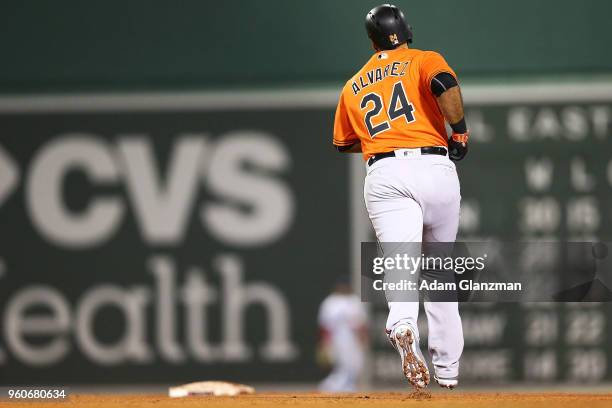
xmin=448 ymin=132 xmax=469 ymax=162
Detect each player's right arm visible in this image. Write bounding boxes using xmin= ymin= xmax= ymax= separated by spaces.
xmin=421 ymin=51 xmax=469 ymax=161
xmin=333 ymin=91 xmax=362 ymax=153
xmin=436 ymin=86 xmax=464 ymax=128
xmin=435 ymin=85 xmax=468 ymax=161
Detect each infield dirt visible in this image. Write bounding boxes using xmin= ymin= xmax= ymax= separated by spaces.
xmin=2 ymin=392 xmax=612 ymax=408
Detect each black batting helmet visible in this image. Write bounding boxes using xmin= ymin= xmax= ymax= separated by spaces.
xmin=365 ymin=4 xmax=413 ymax=50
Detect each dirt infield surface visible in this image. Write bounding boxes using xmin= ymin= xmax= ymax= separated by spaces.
xmin=2 ymin=392 xmax=612 ymax=408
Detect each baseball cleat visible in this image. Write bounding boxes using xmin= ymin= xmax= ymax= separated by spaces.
xmin=388 ymin=325 xmax=430 ymax=389
xmin=434 ymin=375 xmax=458 ymax=389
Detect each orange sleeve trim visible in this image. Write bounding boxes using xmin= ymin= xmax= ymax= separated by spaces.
xmin=333 ymin=138 xmax=358 ymax=146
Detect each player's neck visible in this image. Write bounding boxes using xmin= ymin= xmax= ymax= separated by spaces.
xmin=377 ymin=43 xmax=409 ymax=52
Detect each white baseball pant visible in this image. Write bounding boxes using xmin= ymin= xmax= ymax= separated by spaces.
xmin=363 ymin=148 xmax=464 ymax=379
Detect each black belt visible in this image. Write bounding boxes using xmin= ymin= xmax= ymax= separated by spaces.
xmin=367 ymin=146 xmax=447 ymax=166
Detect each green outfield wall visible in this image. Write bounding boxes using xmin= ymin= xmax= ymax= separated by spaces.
xmin=1 ymin=0 xmax=610 ymax=93
xmin=1 ymin=1 xmax=611 ymax=387
xmin=1 ymin=85 xmax=611 ymax=385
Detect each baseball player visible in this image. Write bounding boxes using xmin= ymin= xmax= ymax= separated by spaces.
xmin=333 ymin=4 xmax=469 ymax=389
xmin=317 ymin=278 xmax=368 ymax=392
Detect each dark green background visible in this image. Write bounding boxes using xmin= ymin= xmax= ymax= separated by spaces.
xmin=1 ymin=0 xmax=611 ymax=385
xmin=1 ymin=98 xmax=611 ymax=384
xmin=0 ymin=107 xmax=347 ymax=384
xmin=1 ymin=0 xmax=610 ymax=93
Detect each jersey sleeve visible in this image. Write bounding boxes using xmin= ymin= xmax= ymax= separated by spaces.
xmin=419 ymin=51 xmax=457 ymax=91
xmin=333 ymin=91 xmax=359 ymax=147
xmin=317 ymin=298 xmax=332 ymax=329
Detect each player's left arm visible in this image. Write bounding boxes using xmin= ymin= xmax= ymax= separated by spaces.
xmin=333 ymin=91 xmax=362 ymax=153
xmin=336 ymin=140 xmax=362 ymax=153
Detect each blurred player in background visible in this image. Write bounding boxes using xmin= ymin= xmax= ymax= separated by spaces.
xmin=333 ymin=4 xmax=469 ymax=389
xmin=317 ymin=278 xmax=368 ymax=392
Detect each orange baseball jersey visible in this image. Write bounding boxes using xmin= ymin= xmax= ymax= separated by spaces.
xmin=333 ymin=47 xmax=456 ymax=160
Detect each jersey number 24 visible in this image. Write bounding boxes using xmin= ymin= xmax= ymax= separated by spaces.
xmin=360 ymin=81 xmax=415 ymax=138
